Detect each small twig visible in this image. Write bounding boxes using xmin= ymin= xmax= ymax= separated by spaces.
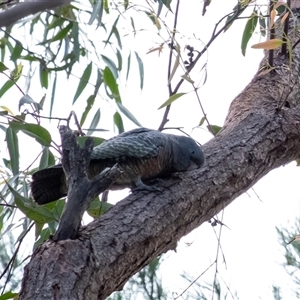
xmin=268 ymin=1 xmax=275 ymax=68
xmin=67 ymin=111 xmax=85 ymax=136
xmin=0 ymin=222 xmax=34 ymax=294
xmin=159 ymin=0 xmax=180 ymax=131
xmin=281 ymin=0 xmax=291 ymax=56
xmin=174 ymin=261 xmax=215 ymax=299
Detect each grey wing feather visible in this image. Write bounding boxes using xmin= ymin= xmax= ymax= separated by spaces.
xmin=91 ymin=128 xmax=167 ymax=161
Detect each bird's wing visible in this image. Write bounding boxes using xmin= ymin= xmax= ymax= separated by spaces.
xmin=90 ymin=128 xmax=167 ymax=161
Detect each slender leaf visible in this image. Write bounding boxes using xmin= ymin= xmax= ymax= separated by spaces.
xmin=168 ymin=49 xmax=180 ymax=84
xmin=39 ymin=147 xmax=55 ymax=169
xmin=126 ymin=52 xmax=131 ymax=81
xmin=199 ymin=116 xmax=206 ymax=126
xmin=104 ymin=16 xmax=120 ymax=47
xmin=124 ymin=0 xmax=129 ymax=10
xmin=6 ymin=127 xmax=19 ymax=175
xmin=39 ymin=63 xmax=48 ymax=89
xmin=113 ymin=112 xmax=124 ymax=133
xmin=19 ymin=94 xmax=42 ymax=112
xmin=72 ymin=22 xmax=80 ymax=61
xmin=87 ymin=109 xmax=101 ymax=136
xmin=241 ymin=11 xmax=258 ymax=56
xmin=0 ymin=80 xmax=14 ymax=98
xmin=159 ymin=0 xmax=172 ymax=10
xmin=207 ymin=124 xmax=222 ymax=135
xmin=104 ymin=0 xmax=109 ymax=13
xmin=251 ymin=39 xmax=284 ymax=50
xmin=0 ymin=61 xmax=8 ymax=72
xmin=48 ymin=23 xmax=72 ymax=43
xmin=94 ymin=68 xmax=103 ymax=95
xmin=101 ymin=55 xmax=118 ymax=79
xmin=7 ymin=183 xmax=56 ymax=223
xmin=134 ymin=51 xmax=144 ymax=89
xmin=80 ymin=95 xmax=96 ymax=126
xmin=34 ymin=227 xmax=51 ymax=250
xmin=158 ymin=93 xmax=186 ymax=109
xmin=0 ymin=291 xmax=18 ymax=300
xmin=116 ymin=102 xmax=142 ymax=127
xmin=87 ymin=198 xmax=113 ymax=218
xmin=10 ymin=122 xmax=51 ymax=147
xmin=88 ymin=0 xmax=103 ymax=25
xmin=72 ymin=62 xmax=93 ymax=104
xmin=50 ymin=72 xmax=57 ymax=117
xmin=77 ymin=136 xmax=105 ymax=147
xmin=103 ymin=66 xmax=121 ymax=102
xmin=116 ymin=49 xmax=122 ymax=71
xmin=11 ymin=42 xmax=22 ymax=61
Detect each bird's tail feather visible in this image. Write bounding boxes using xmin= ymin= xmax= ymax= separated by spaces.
xmin=31 ymin=165 xmax=66 ymax=205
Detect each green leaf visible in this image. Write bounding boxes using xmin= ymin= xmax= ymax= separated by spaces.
xmin=94 ymin=69 xmax=103 ymax=95
xmin=134 ymin=52 xmax=144 ymax=89
xmin=34 ymin=227 xmax=51 ymax=250
xmin=39 ymin=63 xmax=48 ymax=88
xmin=87 ymin=197 xmax=113 ymax=218
xmin=168 ymin=48 xmax=180 ymax=84
xmin=104 ymin=0 xmax=109 ymax=13
xmin=0 ymin=291 xmax=18 ymax=300
xmin=199 ymin=116 xmax=205 ymax=126
xmin=11 ymin=42 xmax=22 ymax=61
xmin=241 ymin=11 xmax=258 ymax=56
xmin=49 ymin=23 xmax=72 ymax=43
xmin=80 ymin=95 xmax=96 ymax=126
xmin=224 ymin=2 xmax=248 ymax=32
xmin=207 ymin=124 xmax=222 ymax=135
xmin=6 ymin=126 xmax=19 ymax=175
xmin=124 ymin=0 xmax=129 ymax=10
xmin=88 ymin=0 xmax=103 ymax=25
xmin=116 ymin=102 xmax=142 ymax=127
xmin=50 ymin=72 xmax=57 ymax=117
xmin=116 ymin=49 xmax=122 ymax=71
xmin=87 ymin=109 xmax=101 ymax=136
xmin=72 ymin=22 xmax=80 ymax=61
xmin=72 ymin=62 xmax=93 ymax=104
xmin=104 ymin=16 xmax=120 ymax=47
xmin=101 ymin=55 xmax=118 ymax=79
xmin=0 ymin=79 xmax=14 ymax=98
xmin=113 ymin=26 xmax=122 ymax=49
xmin=7 ymin=183 xmax=57 ymax=224
xmin=10 ymin=122 xmax=52 ymax=147
xmin=19 ymin=94 xmax=42 ymax=112
xmin=126 ymin=52 xmax=131 ymax=81
xmin=77 ymin=136 xmax=105 ymax=147
xmin=113 ymin=112 xmax=124 ymax=133
xmin=39 ymin=147 xmax=55 ymax=169
xmin=159 ymin=0 xmax=172 ymax=10
xmin=158 ymin=92 xmax=186 ymax=109
xmin=103 ymin=66 xmax=121 ymax=102
xmin=0 ymin=61 xmax=8 ymax=72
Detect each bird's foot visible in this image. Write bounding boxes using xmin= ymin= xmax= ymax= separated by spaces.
xmin=131 ymin=178 xmax=162 ymax=193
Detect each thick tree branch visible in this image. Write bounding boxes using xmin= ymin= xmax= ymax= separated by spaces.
xmin=0 ymin=0 xmax=72 ymax=28
xmin=19 ymin=103 xmax=300 ymax=299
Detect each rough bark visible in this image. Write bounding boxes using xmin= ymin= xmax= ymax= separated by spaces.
xmin=18 ymin=3 xmax=300 ymax=300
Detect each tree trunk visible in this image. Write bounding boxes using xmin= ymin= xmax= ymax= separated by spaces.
xmin=19 ymin=3 xmax=300 ymax=300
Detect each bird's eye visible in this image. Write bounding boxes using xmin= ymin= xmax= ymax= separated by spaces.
xmin=191 ymin=150 xmax=195 ymax=155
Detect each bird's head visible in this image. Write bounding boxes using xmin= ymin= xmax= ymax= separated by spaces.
xmin=171 ymin=135 xmax=205 ymax=172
